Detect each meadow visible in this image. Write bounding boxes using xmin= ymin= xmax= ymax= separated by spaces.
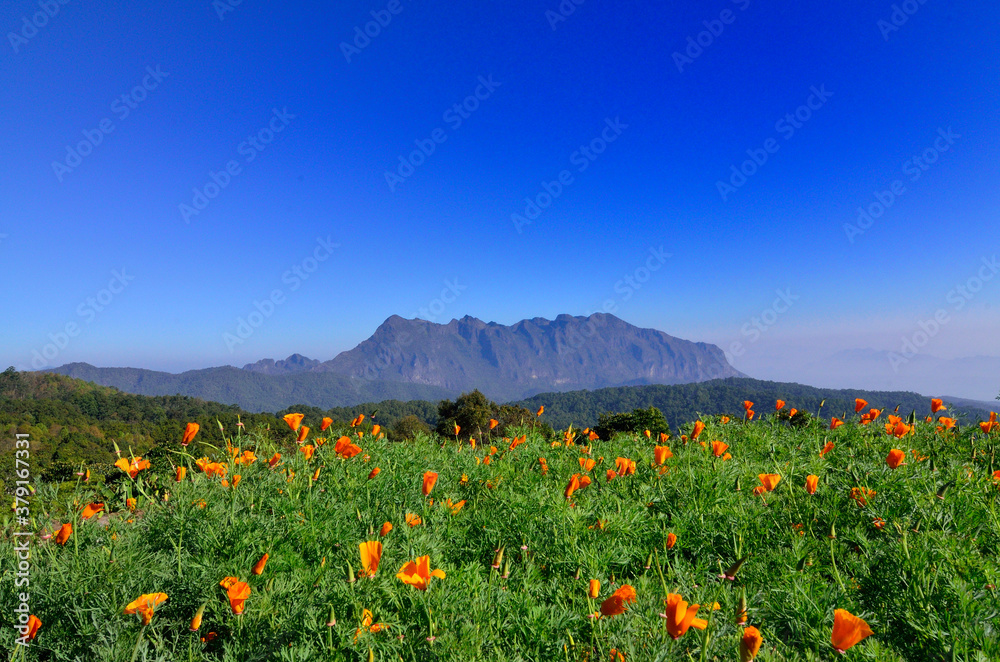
xmin=3 ymin=399 xmax=999 ymax=661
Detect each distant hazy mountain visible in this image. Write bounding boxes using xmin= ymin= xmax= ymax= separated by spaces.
xmin=317 ymin=313 xmax=744 ymax=401
xmin=47 ymin=363 xmax=457 ymax=412
xmin=47 ymin=313 xmax=744 ymax=409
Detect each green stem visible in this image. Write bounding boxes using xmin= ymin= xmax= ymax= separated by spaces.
xmin=129 ymin=624 xmax=148 ymax=662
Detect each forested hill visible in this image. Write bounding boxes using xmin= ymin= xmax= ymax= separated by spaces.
xmin=511 ymin=377 xmax=995 ymax=431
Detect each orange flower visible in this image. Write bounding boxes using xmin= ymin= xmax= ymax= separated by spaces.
xmin=831 ymin=609 xmax=873 ymax=653
xmin=789 ymin=408 xmax=797 ymax=417
xmin=885 ymin=420 xmax=911 ymax=438
xmin=711 ymin=441 xmax=729 ymax=457
xmin=614 ymin=457 xmax=636 ymax=476
xmin=311 ymin=466 xmax=321 ymax=481
xmin=692 ymin=421 xmax=705 ymax=440
xmin=658 ymin=431 xmax=670 ymax=443
xmin=299 ymin=444 xmax=315 ymax=460
xmin=720 ymin=416 xmax=730 ymax=424
xmin=252 ymin=553 xmax=269 ymax=575
xmin=588 ymin=430 xmax=599 ymax=441
xmin=849 ymin=486 xmax=876 ymax=506
xmin=936 ymin=417 xmax=956 ymax=433
xmin=124 ymin=592 xmax=168 ymax=625
xmin=489 ymin=418 xmax=499 ymax=430
xmin=405 ymin=513 xmax=422 ymax=527
xmin=444 ymin=498 xmax=466 ymax=514
xmin=588 ymin=578 xmax=601 ymax=599
xmin=359 ymin=541 xmax=382 ymax=577
xmin=380 ymin=521 xmax=392 ymax=536
xmin=578 ymin=457 xmax=596 ymax=472
xmin=931 ymin=398 xmax=946 ymax=413
xmin=740 ymin=626 xmax=763 ymax=662
xmin=351 ymin=414 xmax=365 ymax=427
xmin=752 ymin=485 xmax=766 ymax=497
xmin=654 ymin=445 xmax=673 ymax=465
xmin=829 ymin=417 xmax=843 ymax=430
xmin=606 ymin=469 xmax=617 ymax=481
xmin=182 ymin=422 xmax=200 ymax=446
xmin=422 ymin=471 xmax=438 ymax=496
xmin=820 ymin=441 xmax=835 ymax=456
xmin=22 ymin=614 xmax=42 ymax=641
xmin=266 ymin=452 xmax=281 ymax=469
xmin=644 ymin=429 xmax=652 ymax=438
xmin=855 ymin=398 xmax=868 ymax=413
xmin=600 ymin=584 xmax=636 ymax=616
xmin=283 ymin=413 xmax=304 ymax=431
xmin=776 ymin=399 xmax=785 ymax=410
xmin=661 ymin=593 xmax=708 ymax=638
xmin=173 ymin=465 xmax=186 ymax=482
xmin=452 ymin=423 xmax=461 ymax=436
xmin=743 ymin=400 xmax=754 ymax=411
xmin=80 ymin=502 xmax=104 ymax=520
xmin=536 ymin=406 xmax=544 ymax=417
xmin=189 ymin=603 xmax=206 ymax=632
xmin=54 ymin=522 xmax=72 ymax=545
xmin=297 ymin=426 xmax=310 ymax=443
xmin=368 ymin=467 xmax=381 ymax=480
xmin=805 ymin=474 xmax=819 ymax=494
xmin=114 ymin=457 xmax=150 ymax=479
xmin=609 ymin=649 xmax=625 ymax=662
xmin=872 ymin=517 xmax=886 ymax=530
xmin=758 ymin=473 xmax=781 ymax=491
xmin=126 ymin=498 xmax=137 ymax=512
xmin=885 ymin=449 xmax=905 ymax=469
xmin=227 ymin=581 xmax=251 ymax=615
xmin=396 ymin=555 xmax=445 ymax=591
xmin=565 ymin=474 xmax=581 ymax=499
xmin=666 ymin=532 xmax=677 ymax=549
xmin=745 ymin=409 xmax=755 ymax=421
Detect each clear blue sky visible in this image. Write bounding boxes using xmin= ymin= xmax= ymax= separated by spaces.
xmin=2 ymin=0 xmax=998 ymax=397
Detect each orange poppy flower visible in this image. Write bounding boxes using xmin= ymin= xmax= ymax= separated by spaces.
xmin=805 ymin=474 xmax=819 ymax=494
xmin=831 ymin=609 xmax=873 ymax=653
xmin=614 ymin=457 xmax=636 ymax=476
xmin=252 ymin=553 xmax=269 ymax=575
xmin=126 ymin=497 xmax=137 ymax=512
xmin=296 ymin=426 xmax=310 ymax=443
xmin=606 ymin=469 xmax=617 ymax=481
xmin=124 ymin=592 xmax=168 ymax=625
xmin=368 ymin=467 xmax=381 ymax=480
xmin=830 ymin=417 xmax=844 ymax=430
xmin=587 ymin=430 xmax=599 ymax=441
xmin=351 ymin=414 xmax=365 ymax=427
xmin=743 ymin=400 xmax=754 ymax=411
xmin=720 ymin=416 xmax=730 ymax=424
xmin=789 ymin=408 xmax=798 ymax=417
xmin=849 ymin=486 xmax=876 ymax=506
xmin=820 ymin=441 xmax=835 ymax=456
xmin=886 ymin=449 xmax=905 ymax=469
xmin=564 ymin=474 xmax=581 ymax=499
xmin=588 ymin=579 xmax=601 ymax=599
xmin=711 ymin=441 xmax=729 ymax=457
xmin=536 ymin=406 xmax=544 ymax=417
xmin=885 ymin=420 xmax=911 ymax=438
xmin=189 ymin=603 xmax=206 ymax=632
xmin=80 ymin=502 xmax=104 ymax=520
xmin=268 ymin=452 xmax=281 ymax=469
xmin=54 ymin=522 xmax=72 ymax=545
xmin=22 ymin=614 xmax=42 ymax=641
xmin=662 ymin=593 xmax=708 ymax=638
xmin=746 ymin=409 xmax=755 ymax=421
xmin=422 ymin=471 xmax=438 ymax=496
xmin=935 ymin=417 xmax=956 ymax=433
xmin=855 ymin=398 xmax=868 ymax=413
xmin=758 ymin=473 xmax=781 ymax=491
xmin=740 ymin=626 xmax=763 ymax=662
xmin=114 ymin=457 xmax=150 ymax=479
xmin=359 ymin=541 xmax=382 ymax=577
xmin=299 ymin=445 xmax=315 ymax=460
xmin=752 ymin=485 xmax=766 ymax=497
xmin=182 ymin=422 xmax=200 ymax=446
xmin=227 ymin=581 xmax=251 ymax=615
xmin=609 ymin=649 xmax=624 ymax=662
xmin=452 ymin=423 xmax=461 ymax=436
xmin=776 ymin=400 xmax=785 ymax=410
xmin=600 ymin=584 xmax=636 ymax=616
xmin=654 ymin=445 xmax=673 ymax=465
xmin=872 ymin=517 xmax=886 ymax=530
xmin=667 ymin=532 xmax=677 ymax=549
xmin=445 ymin=498 xmax=466 ymax=514
xmin=175 ymin=465 xmax=187 ymax=482
xmin=931 ymin=398 xmax=945 ymax=413
xmin=283 ymin=413 xmax=304 ymax=431
xmin=488 ymin=418 xmax=499 ymax=430
xmin=692 ymin=421 xmax=705 ymax=440
xmin=405 ymin=513 xmax=422 ymax=527
xmin=312 ymin=467 xmax=321 ymax=481
xmin=316 ymin=416 xmax=331 ymax=431
xmin=380 ymin=521 xmax=392 ymax=536
xmin=396 ymin=555 xmax=445 ymax=591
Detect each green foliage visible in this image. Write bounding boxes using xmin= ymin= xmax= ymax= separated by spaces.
xmin=436 ymin=390 xmax=552 ymax=439
xmin=594 ymin=406 xmax=671 ymax=441
xmin=389 ymin=414 xmax=431 ymax=441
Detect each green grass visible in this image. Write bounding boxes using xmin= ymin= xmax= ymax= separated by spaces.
xmin=3 ymin=410 xmax=1000 ymax=661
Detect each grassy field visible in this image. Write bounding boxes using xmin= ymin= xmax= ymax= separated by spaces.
xmin=3 ymin=402 xmax=1000 ymax=661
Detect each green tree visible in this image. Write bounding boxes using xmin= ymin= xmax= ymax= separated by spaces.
xmin=594 ymin=406 xmax=671 ymax=441
xmin=390 ymin=415 xmax=431 ymax=441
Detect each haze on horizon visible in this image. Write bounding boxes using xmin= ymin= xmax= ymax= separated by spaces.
xmin=2 ymin=1 xmax=998 ymax=401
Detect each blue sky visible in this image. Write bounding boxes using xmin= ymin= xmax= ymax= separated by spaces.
xmin=2 ymin=0 xmax=998 ymax=398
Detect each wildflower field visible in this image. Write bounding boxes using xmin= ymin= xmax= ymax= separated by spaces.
xmin=4 ymin=400 xmax=1000 ymax=661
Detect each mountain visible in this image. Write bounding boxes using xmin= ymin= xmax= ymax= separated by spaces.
xmin=47 ymin=363 xmax=457 ymax=412
xmin=46 ymin=313 xmax=743 ymax=410
xmin=316 ymin=313 xmax=744 ymax=401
